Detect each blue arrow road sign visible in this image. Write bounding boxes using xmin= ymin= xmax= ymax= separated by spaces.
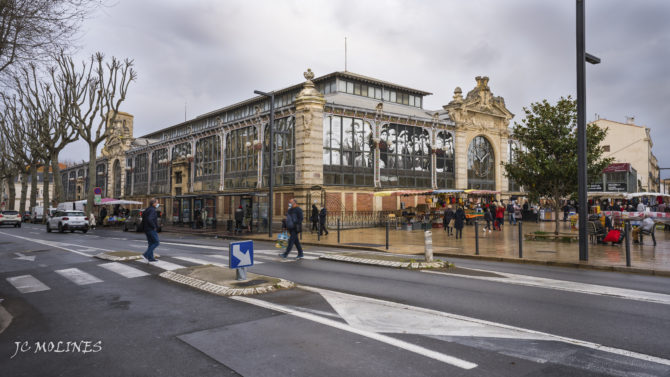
xmin=229 ymin=240 xmax=254 ymax=269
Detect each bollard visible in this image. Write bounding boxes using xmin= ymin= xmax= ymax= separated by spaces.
xmin=625 ymin=221 xmax=631 ymax=267
xmin=317 ymin=221 xmax=321 ymax=242
xmin=236 ymin=267 xmax=247 ymax=281
xmin=474 ymin=220 xmax=479 ymax=255
xmin=386 ymin=220 xmax=389 ymax=250
xmin=518 ymin=221 xmax=523 ymax=258
xmin=424 ymin=230 xmax=433 ymax=262
xmin=337 ymin=218 xmax=340 ymax=243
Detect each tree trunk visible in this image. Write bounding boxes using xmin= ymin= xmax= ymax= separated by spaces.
xmin=51 ymin=156 xmax=64 ymax=203
xmin=7 ymin=174 xmax=16 ymax=210
xmin=42 ymin=157 xmax=51 ymax=223
xmin=554 ymin=202 xmax=561 ymax=235
xmin=19 ymin=172 xmax=28 ymax=213
xmin=86 ymin=144 xmax=98 ymax=218
xmin=29 ymin=163 xmax=38 ymax=213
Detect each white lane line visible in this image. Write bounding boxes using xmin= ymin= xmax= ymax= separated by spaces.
xmin=173 ymin=256 xmax=227 ymax=267
xmin=55 ymin=268 xmax=103 ymax=285
xmin=422 ymin=270 xmax=670 ymax=306
xmin=98 ymin=262 xmax=149 ymax=278
xmin=6 ymin=275 xmax=50 ymax=293
xmin=301 ymin=286 xmax=670 ymax=367
xmin=134 ymin=259 xmax=185 ymax=271
xmin=254 ymin=249 xmax=320 ymax=259
xmin=29 ymin=232 xmax=39 ymax=235
xmin=230 ymin=295 xmax=478 ymax=370
xmin=0 ymin=231 xmax=112 ymax=257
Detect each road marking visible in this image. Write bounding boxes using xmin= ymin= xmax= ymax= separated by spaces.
xmin=231 ymin=295 xmax=478 ymax=370
xmin=0 ymin=231 xmax=113 ymax=257
xmin=98 ymin=262 xmax=149 ymax=278
xmin=301 ymin=286 xmax=670 ymax=367
xmin=206 ymin=254 xmax=264 ymax=265
xmin=254 ymin=249 xmax=320 ymax=259
xmin=6 ymin=275 xmax=50 ymax=293
xmin=29 ymin=232 xmax=38 ymax=235
xmin=55 ymin=268 xmax=103 ymax=285
xmin=422 ymin=269 xmax=670 ymax=306
xmin=135 ymin=259 xmax=185 ymax=271
xmin=173 ymin=256 xmax=227 ymax=267
xmin=14 ymin=252 xmax=35 ymax=262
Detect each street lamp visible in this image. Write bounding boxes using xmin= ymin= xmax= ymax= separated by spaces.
xmin=254 ymin=89 xmax=275 ymax=238
xmin=577 ymin=0 xmax=601 ymax=261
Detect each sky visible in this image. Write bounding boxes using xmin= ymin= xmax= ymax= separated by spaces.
xmin=60 ymin=0 xmax=670 ymax=179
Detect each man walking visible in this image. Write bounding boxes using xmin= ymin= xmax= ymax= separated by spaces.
xmin=319 ymin=206 xmax=329 ymax=236
xmin=142 ymin=198 xmax=160 ymax=262
xmin=280 ymin=198 xmax=304 ymax=259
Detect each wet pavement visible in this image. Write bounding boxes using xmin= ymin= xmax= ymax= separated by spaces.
xmin=186 ymin=220 xmax=670 ymax=274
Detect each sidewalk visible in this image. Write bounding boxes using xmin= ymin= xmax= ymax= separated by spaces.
xmin=163 ymin=221 xmax=670 ymax=276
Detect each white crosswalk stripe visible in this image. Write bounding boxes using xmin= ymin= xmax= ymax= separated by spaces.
xmin=6 ymin=275 xmax=50 ymax=293
xmin=135 ymin=259 xmax=185 ymax=271
xmin=173 ymin=256 xmax=227 ymax=267
xmin=254 ymin=249 xmax=320 ymax=260
xmin=98 ymin=262 xmax=149 ymax=278
xmin=55 ymin=268 xmax=103 ymax=285
xmin=206 ymin=254 xmax=265 ymax=265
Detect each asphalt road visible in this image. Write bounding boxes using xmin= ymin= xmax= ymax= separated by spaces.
xmin=1 ymin=222 xmax=669 ymax=376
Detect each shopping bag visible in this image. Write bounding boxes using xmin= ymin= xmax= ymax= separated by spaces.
xmin=275 ymin=231 xmax=289 ymax=248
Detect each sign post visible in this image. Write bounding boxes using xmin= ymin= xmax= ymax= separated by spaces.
xmin=94 ymin=187 xmax=102 ymax=205
xmin=229 ymin=240 xmax=254 ymax=281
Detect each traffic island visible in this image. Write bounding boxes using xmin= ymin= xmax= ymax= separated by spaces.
xmin=320 ymin=252 xmax=447 ymax=269
xmin=94 ymin=251 xmax=161 ymax=261
xmin=160 ymin=265 xmax=295 ymax=296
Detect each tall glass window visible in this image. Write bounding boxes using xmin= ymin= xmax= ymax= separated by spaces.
xmin=507 ymin=140 xmax=521 ymax=192
xmin=151 ymin=148 xmax=169 ymax=194
xmin=124 ymin=157 xmax=132 ymax=197
xmin=61 ymin=173 xmax=68 ymax=199
xmin=323 ymin=115 xmax=373 ymax=186
xmin=132 ymin=154 xmax=148 ymax=195
xmin=195 ymin=135 xmax=221 ymax=187
xmin=467 ymin=135 xmax=495 ymax=190
xmin=263 ymin=116 xmax=295 ymax=186
xmin=95 ymin=164 xmax=106 ymax=197
xmin=68 ymin=171 xmax=76 ymax=200
xmin=225 ymin=126 xmax=258 ymax=189
xmin=380 ymin=124 xmax=431 ymax=187
xmin=172 ymin=142 xmax=191 ymax=160
xmin=113 ymin=160 xmax=121 ymax=198
xmin=435 ymin=131 xmax=455 ymax=188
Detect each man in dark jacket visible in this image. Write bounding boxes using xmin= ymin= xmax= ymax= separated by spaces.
xmin=234 ymin=205 xmax=244 ymax=235
xmin=142 ymin=198 xmax=160 ymax=262
xmin=311 ymin=203 xmax=319 ymax=233
xmin=319 ymin=206 xmax=329 ymax=236
xmin=443 ymin=206 xmax=455 ymax=235
xmin=280 ymin=198 xmax=304 ymax=259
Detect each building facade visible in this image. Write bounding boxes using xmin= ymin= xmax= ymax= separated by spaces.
xmin=59 ymin=70 xmax=518 ymax=228
xmin=592 ymin=118 xmax=660 ymax=192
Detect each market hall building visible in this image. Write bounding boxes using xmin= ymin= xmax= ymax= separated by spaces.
xmin=58 ymin=70 xmax=518 ymax=229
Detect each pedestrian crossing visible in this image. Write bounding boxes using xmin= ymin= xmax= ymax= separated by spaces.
xmin=3 ymin=249 xmax=331 ymax=295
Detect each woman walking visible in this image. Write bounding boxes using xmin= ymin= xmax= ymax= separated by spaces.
xmin=454 ymin=206 xmax=466 ymax=239
xmin=443 ymin=206 xmax=455 ymax=236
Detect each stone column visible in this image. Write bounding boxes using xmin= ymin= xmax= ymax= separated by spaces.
xmin=454 ymin=132 xmax=468 ymax=189
xmin=294 ymin=69 xmax=326 ymax=190
xmin=147 ymin=150 xmax=152 ymax=196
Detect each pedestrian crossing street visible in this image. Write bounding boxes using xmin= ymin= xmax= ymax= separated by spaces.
xmin=3 ymin=249 xmax=326 ymax=294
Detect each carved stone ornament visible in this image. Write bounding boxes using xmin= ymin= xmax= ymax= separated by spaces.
xmin=304 ymin=68 xmax=315 ymax=81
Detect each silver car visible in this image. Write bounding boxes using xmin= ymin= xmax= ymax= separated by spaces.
xmin=0 ymin=210 xmax=21 ymax=228
xmin=47 ymin=210 xmax=89 ymax=233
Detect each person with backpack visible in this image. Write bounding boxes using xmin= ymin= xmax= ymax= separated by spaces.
xmin=280 ymin=198 xmax=304 ymax=259
xmin=142 ymin=198 xmax=160 ymax=262
xmin=453 ymin=206 xmax=466 ymax=239
xmin=507 ymin=202 xmax=516 ymax=225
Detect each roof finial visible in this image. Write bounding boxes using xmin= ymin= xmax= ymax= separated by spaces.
xmin=304 ymin=68 xmax=315 ymax=82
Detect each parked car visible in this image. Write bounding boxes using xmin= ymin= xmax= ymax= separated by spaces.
xmin=22 ymin=211 xmax=31 ymax=222
xmin=123 ymin=209 xmax=162 ymax=232
xmin=0 ymin=210 xmax=22 ymax=227
xmin=46 ymin=210 xmax=89 ymax=233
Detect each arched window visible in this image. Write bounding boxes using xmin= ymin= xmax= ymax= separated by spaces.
xmin=151 ymin=149 xmax=169 ymax=194
xmin=508 ymin=140 xmax=521 ymax=192
xmin=195 ymin=135 xmax=221 ymax=182
xmin=380 ymin=124 xmax=431 ymax=188
xmin=323 ymin=115 xmax=373 ymax=186
xmin=225 ymin=126 xmax=258 ymax=189
xmin=435 ymin=131 xmax=455 ymax=188
xmin=262 ymin=116 xmax=295 ymax=186
xmin=96 ymin=163 xmax=107 ymax=197
xmin=113 ymin=160 xmax=121 ymax=198
xmin=467 ymin=136 xmax=495 ymax=190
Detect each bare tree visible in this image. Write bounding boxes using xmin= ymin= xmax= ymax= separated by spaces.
xmin=60 ymin=52 xmax=136 ymax=217
xmin=0 ymin=0 xmax=100 ymax=79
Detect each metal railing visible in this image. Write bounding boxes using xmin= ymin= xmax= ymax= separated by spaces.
xmin=327 ymin=210 xmax=397 ymax=229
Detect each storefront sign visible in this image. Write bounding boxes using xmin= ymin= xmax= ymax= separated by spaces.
xmin=607 ymin=182 xmax=627 ymax=192
xmin=588 ymin=183 xmax=603 ymax=191
xmin=603 ymin=163 xmax=631 ymax=173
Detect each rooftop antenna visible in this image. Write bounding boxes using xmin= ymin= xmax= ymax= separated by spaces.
xmin=344 ymin=36 xmax=347 ymax=72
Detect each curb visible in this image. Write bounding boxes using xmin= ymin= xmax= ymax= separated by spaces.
xmin=94 ymin=252 xmax=161 ymax=262
xmin=320 ymin=254 xmax=445 ymax=269
xmin=159 ymin=270 xmax=295 ymax=296
xmin=160 ymin=230 xmax=670 ymax=278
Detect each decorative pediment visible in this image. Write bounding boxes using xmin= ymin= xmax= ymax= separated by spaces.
xmin=443 ymin=76 xmax=514 ymax=130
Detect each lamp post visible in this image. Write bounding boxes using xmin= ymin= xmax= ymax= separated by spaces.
xmin=254 ymin=89 xmax=275 ymax=238
xmin=577 ymin=0 xmax=601 ymax=261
